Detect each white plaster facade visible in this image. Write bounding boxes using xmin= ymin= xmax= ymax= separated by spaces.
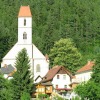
xmin=72 ymin=61 xmax=94 ymax=84
xmin=1 ymin=6 xmax=49 ymax=83
xmin=75 ymin=71 xmax=92 ymax=83
xmin=70 ymin=71 xmax=92 ymax=99
xmin=51 ymin=73 xmax=72 ymax=100
xmin=52 ymin=74 xmax=71 ymax=89
xmin=18 ymin=17 xmax=32 ymax=44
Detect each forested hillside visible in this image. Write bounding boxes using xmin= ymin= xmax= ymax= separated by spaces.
xmin=0 ymin=0 xmax=100 ymax=67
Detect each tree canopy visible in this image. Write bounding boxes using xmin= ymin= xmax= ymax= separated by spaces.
xmin=0 ymin=0 xmax=100 ymax=67
xmin=49 ymin=38 xmax=82 ymax=73
xmin=91 ymin=53 xmax=100 ymax=83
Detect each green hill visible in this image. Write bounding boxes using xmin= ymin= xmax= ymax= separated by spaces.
xmin=0 ymin=0 xmax=100 ymax=67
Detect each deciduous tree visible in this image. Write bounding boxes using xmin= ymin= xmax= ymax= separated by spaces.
xmin=49 ymin=38 xmax=82 ymax=73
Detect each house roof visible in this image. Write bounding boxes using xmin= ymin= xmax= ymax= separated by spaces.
xmin=41 ymin=81 xmax=52 ymax=86
xmin=18 ymin=6 xmax=32 ymax=17
xmin=35 ymin=75 xmax=43 ymax=81
xmin=40 ymin=66 xmax=72 ymax=83
xmin=76 ymin=61 xmax=94 ymax=74
xmin=1 ymin=64 xmax=15 ymax=74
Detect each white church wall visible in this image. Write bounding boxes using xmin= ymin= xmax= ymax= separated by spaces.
xmin=18 ymin=17 xmax=32 ymax=44
xmin=3 ymin=43 xmax=33 ymax=60
xmin=32 ymin=44 xmax=45 ymax=59
xmin=18 ymin=28 xmax=32 ymax=44
xmin=1 ymin=44 xmax=33 ymax=69
xmin=18 ymin=17 xmax=32 ymax=28
xmin=1 ymin=59 xmax=15 ymax=68
xmin=33 ymin=59 xmax=49 ymax=79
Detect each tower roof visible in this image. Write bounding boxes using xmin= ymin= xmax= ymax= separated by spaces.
xmin=18 ymin=6 xmax=32 ymax=17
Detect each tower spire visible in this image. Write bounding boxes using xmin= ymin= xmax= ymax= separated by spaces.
xmin=18 ymin=6 xmax=32 ymax=44
xmin=18 ymin=6 xmax=32 ymax=17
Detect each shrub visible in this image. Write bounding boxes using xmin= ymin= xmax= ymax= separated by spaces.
xmin=38 ymin=93 xmax=49 ymax=99
xmin=72 ymin=96 xmax=80 ymax=100
xmin=21 ymin=92 xmax=31 ymax=100
xmin=53 ymin=95 xmax=64 ymax=100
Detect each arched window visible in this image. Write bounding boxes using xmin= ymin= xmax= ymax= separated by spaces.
xmin=36 ymin=64 xmax=40 ymax=72
xmin=23 ymin=32 xmax=27 ymax=39
xmin=24 ymin=19 xmax=26 ymax=26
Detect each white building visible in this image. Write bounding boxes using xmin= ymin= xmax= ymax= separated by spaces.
xmin=1 ymin=6 xmax=49 ymax=83
xmin=39 ymin=66 xmax=72 ymax=99
xmin=69 ymin=61 xmax=94 ymax=99
xmin=73 ymin=61 xmax=94 ymax=84
xmin=70 ymin=61 xmax=94 ymax=88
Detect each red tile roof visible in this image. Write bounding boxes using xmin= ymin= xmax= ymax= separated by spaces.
xmin=41 ymin=66 xmax=72 ymax=83
xmin=76 ymin=61 xmax=94 ymax=73
xmin=18 ymin=6 xmax=32 ymax=17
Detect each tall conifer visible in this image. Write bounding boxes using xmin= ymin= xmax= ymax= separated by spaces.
xmin=11 ymin=48 xmax=33 ymax=100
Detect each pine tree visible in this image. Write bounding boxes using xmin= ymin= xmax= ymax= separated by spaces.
xmin=11 ymin=48 xmax=33 ymax=100
xmin=0 ymin=74 xmax=7 ymax=100
xmin=0 ymin=74 xmax=13 ymax=100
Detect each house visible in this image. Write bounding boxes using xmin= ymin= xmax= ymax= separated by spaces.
xmin=69 ymin=61 xmax=94 ymax=99
xmin=0 ymin=64 xmax=16 ymax=79
xmin=1 ymin=6 xmax=49 ymax=82
xmin=35 ymin=66 xmax=72 ymax=98
xmin=76 ymin=61 xmax=94 ymax=82
xmin=33 ymin=81 xmax=53 ymax=98
xmin=70 ymin=61 xmax=94 ymax=89
xmin=70 ymin=61 xmax=94 ymax=88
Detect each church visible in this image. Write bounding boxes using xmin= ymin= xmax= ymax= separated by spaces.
xmin=1 ymin=6 xmax=49 ymax=83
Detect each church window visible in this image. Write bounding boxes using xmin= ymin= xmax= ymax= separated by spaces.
xmin=23 ymin=32 xmax=27 ymax=39
xmin=24 ymin=19 xmax=26 ymax=26
xmin=36 ymin=64 xmax=40 ymax=72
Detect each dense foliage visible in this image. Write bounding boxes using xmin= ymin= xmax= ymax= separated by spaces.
xmin=38 ymin=93 xmax=49 ymax=99
xmin=75 ymin=53 xmax=100 ymax=100
xmin=21 ymin=92 xmax=31 ymax=100
xmin=49 ymin=38 xmax=82 ymax=73
xmin=0 ymin=0 xmax=100 ymax=67
xmin=0 ymin=74 xmax=12 ymax=100
xmin=11 ymin=48 xmax=33 ymax=100
xmin=91 ymin=53 xmax=100 ymax=83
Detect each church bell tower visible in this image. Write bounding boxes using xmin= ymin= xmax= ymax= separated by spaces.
xmin=18 ymin=6 xmax=32 ymax=44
